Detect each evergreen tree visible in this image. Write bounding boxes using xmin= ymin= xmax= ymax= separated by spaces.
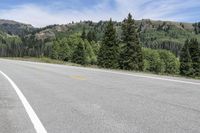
xmin=180 ymin=39 xmax=193 ymax=76
xmin=81 ymin=27 xmax=86 ymax=40
xmin=188 ymin=38 xmax=200 ymax=76
xmin=87 ymin=30 xmax=96 ymax=42
xmin=84 ymin=40 xmax=97 ymax=64
xmin=119 ymin=13 xmax=143 ymax=71
xmin=58 ymin=39 xmax=70 ymax=61
xmin=97 ymin=19 xmax=120 ymax=69
xmin=51 ymin=40 xmax=59 ymax=59
xmin=90 ymin=41 xmax=100 ymax=55
xmin=72 ymin=40 xmax=87 ymax=65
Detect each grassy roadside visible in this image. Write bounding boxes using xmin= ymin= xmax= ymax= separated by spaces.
xmin=2 ymin=57 xmax=200 ymax=80
xmin=2 ymin=57 xmax=81 ymax=66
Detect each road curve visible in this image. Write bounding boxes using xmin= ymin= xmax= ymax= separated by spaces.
xmin=0 ymin=58 xmax=200 ymax=133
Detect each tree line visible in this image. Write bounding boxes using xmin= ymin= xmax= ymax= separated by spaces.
xmin=98 ymin=14 xmax=143 ymax=70
xmin=0 ymin=13 xmax=200 ymax=78
xmin=0 ymin=32 xmax=23 ymax=57
xmin=50 ymin=13 xmax=200 ymax=77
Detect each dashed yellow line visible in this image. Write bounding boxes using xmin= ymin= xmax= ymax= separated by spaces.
xmin=70 ymin=75 xmax=87 ymax=80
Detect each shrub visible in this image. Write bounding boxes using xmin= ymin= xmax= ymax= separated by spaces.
xmin=143 ymin=48 xmax=164 ymax=73
xmin=143 ymin=48 xmax=179 ymax=74
xmin=158 ymin=50 xmax=180 ymax=74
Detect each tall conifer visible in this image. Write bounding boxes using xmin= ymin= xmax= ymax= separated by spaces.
xmin=119 ymin=13 xmax=143 ymax=70
xmin=189 ymin=38 xmax=200 ymax=76
xmin=180 ymin=39 xmax=193 ymax=76
xmin=97 ymin=19 xmax=120 ymax=69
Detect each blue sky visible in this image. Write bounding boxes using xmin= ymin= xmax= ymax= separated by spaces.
xmin=0 ymin=0 xmax=200 ymax=27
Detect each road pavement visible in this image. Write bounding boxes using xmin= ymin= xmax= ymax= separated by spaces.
xmin=0 ymin=59 xmax=200 ymax=133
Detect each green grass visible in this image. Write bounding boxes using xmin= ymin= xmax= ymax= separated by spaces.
xmin=3 ymin=57 xmax=82 ymax=66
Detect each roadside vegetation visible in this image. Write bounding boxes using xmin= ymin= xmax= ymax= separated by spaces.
xmin=3 ymin=57 xmax=82 ymax=66
xmin=0 ymin=13 xmax=200 ymax=78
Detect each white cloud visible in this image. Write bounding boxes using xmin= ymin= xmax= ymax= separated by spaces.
xmin=114 ymin=0 xmax=200 ymax=21
xmin=0 ymin=3 xmax=117 ymax=27
xmin=0 ymin=4 xmax=67 ymax=27
xmin=0 ymin=0 xmax=200 ymax=27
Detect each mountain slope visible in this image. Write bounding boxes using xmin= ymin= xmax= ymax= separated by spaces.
xmin=28 ymin=19 xmax=198 ymax=42
xmin=0 ymin=19 xmax=35 ymax=36
xmin=1 ymin=19 xmax=200 ymax=56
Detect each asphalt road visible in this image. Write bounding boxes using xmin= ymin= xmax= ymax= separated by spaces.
xmin=1 ymin=59 xmax=200 ymax=133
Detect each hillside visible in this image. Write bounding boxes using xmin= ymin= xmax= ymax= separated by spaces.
xmin=0 ymin=19 xmax=35 ymax=36
xmin=0 ymin=30 xmax=22 ymax=57
xmin=0 ymin=18 xmax=200 ymax=57
xmin=0 ymin=17 xmax=200 ymax=77
xmin=28 ymin=19 xmax=196 ymax=39
xmin=22 ymin=19 xmax=199 ymax=56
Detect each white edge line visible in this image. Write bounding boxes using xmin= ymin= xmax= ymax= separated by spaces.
xmin=28 ymin=61 xmax=200 ymax=86
xmin=0 ymin=70 xmax=47 ymax=133
xmin=108 ymin=71 xmax=200 ymax=86
xmin=1 ymin=58 xmax=200 ymax=86
xmin=51 ymin=64 xmax=200 ymax=86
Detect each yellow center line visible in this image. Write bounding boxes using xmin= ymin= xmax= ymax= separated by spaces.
xmin=69 ymin=75 xmax=87 ymax=80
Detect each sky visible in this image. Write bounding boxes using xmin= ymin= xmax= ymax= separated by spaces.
xmin=0 ymin=0 xmax=200 ymax=27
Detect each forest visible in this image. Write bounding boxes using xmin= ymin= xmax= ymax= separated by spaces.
xmin=0 ymin=14 xmax=200 ymax=78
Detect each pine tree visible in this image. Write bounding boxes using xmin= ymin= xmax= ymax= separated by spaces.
xmin=81 ymin=27 xmax=86 ymax=40
xmin=84 ymin=40 xmax=97 ymax=64
xmin=180 ymin=39 xmax=193 ymax=76
xmin=58 ymin=39 xmax=70 ymax=61
xmin=97 ymin=19 xmax=120 ymax=69
xmin=51 ymin=40 xmax=59 ymax=59
xmin=188 ymin=38 xmax=200 ymax=77
xmin=72 ymin=40 xmax=87 ymax=65
xmin=87 ymin=30 xmax=96 ymax=42
xmin=119 ymin=13 xmax=143 ymax=71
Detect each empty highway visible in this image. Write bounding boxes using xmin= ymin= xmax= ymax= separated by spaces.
xmin=0 ymin=59 xmax=200 ymax=133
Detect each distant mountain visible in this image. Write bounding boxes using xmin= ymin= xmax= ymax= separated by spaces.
xmin=28 ymin=19 xmax=197 ymax=42
xmin=32 ymin=24 xmax=69 ymax=41
xmin=136 ymin=19 xmax=194 ymax=31
xmin=0 ymin=19 xmax=36 ymax=36
xmin=29 ymin=19 xmax=195 ymax=38
xmin=26 ymin=19 xmax=200 ymax=56
xmin=0 ymin=18 xmax=199 ymax=56
xmin=0 ymin=18 xmax=197 ymax=40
